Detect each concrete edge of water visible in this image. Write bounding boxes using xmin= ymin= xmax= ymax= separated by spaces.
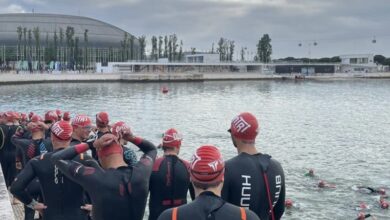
xmin=1 ymin=72 xmax=390 ymax=85
xmin=0 ymin=165 xmax=16 ymax=220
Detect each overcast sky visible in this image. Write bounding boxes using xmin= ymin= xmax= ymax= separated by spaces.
xmin=2 ymin=0 xmax=390 ymax=59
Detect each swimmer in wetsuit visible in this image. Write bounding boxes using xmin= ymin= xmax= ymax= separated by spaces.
xmin=51 ymin=127 xmax=157 ymax=220
xmin=0 ymin=111 xmax=21 ymax=188
xmin=222 ymin=112 xmax=285 ymax=220
xmin=11 ymin=115 xmax=51 ymax=220
xmin=11 ymin=121 xmax=91 ymax=220
xmin=148 ymin=128 xmax=194 ymax=220
xmin=158 ymin=145 xmax=260 ymax=220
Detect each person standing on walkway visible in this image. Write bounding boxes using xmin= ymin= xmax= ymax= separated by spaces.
xmin=148 ymin=128 xmax=194 ymax=220
xmin=70 ymin=114 xmax=93 ymax=145
xmin=157 ymin=145 xmax=260 ymax=220
xmin=51 ymin=126 xmax=157 ymax=220
xmin=111 ymin=121 xmax=138 ymax=166
xmin=222 ymin=112 xmax=285 ymax=220
xmin=0 ymin=111 xmax=21 ymax=188
xmin=11 ymin=114 xmax=51 ymax=220
xmin=43 ymin=110 xmax=58 ymax=138
xmin=11 ymin=121 xmax=91 ymax=220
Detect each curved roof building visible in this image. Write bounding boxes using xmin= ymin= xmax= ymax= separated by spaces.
xmin=0 ymin=13 xmax=139 ymax=48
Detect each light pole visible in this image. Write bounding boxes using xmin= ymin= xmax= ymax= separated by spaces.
xmin=298 ymin=41 xmax=318 ymax=63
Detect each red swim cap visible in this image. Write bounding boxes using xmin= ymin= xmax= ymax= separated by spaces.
xmin=111 ymin=121 xmax=130 ymax=137
xmin=162 ymin=128 xmax=182 ymax=148
xmin=229 ymin=112 xmax=259 ymax=141
xmin=56 ymin=109 xmax=62 ymax=117
xmin=96 ymin=112 xmax=109 ymax=127
xmin=357 ymin=212 xmax=365 ymax=220
xmin=359 ymin=202 xmax=367 ymax=209
xmin=190 ymin=145 xmax=225 ymax=185
xmin=378 ymin=188 xmax=386 ymax=195
xmin=5 ymin=111 xmax=20 ymax=122
xmin=27 ymin=121 xmax=44 ymax=133
xmin=318 ymin=180 xmax=326 ymax=188
xmin=45 ymin=110 xmax=58 ymax=123
xmin=51 ymin=121 xmax=73 ymax=141
xmin=72 ymin=114 xmax=92 ymax=128
xmin=285 ymin=199 xmax=293 ymax=208
xmin=20 ymin=113 xmax=27 ymax=122
xmin=380 ymin=199 xmax=389 ymax=209
xmin=31 ymin=114 xmax=43 ymax=123
xmin=63 ymin=112 xmax=71 ymax=121
xmin=28 ymin=112 xmax=35 ymax=120
xmin=96 ymin=134 xmax=123 ymax=158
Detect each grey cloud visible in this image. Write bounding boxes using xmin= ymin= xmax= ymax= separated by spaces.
xmin=5 ymin=0 xmax=390 ymax=58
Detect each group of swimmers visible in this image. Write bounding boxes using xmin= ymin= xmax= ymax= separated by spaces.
xmin=0 ymin=110 xmax=285 ymax=220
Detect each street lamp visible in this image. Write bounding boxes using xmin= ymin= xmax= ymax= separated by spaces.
xmin=298 ymin=41 xmax=318 ymax=63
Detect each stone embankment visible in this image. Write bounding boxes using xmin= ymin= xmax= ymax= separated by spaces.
xmin=1 ymin=72 xmax=390 ymax=85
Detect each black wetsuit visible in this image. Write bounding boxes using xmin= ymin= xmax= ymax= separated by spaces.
xmin=221 ymin=153 xmax=285 ymax=220
xmin=148 ymin=155 xmax=195 ymax=220
xmin=52 ymin=137 xmax=157 ymax=220
xmin=87 ymin=133 xmax=138 ymax=166
xmin=12 ymin=134 xmax=53 ymax=168
xmin=0 ymin=124 xmax=19 ymax=187
xmin=11 ymin=149 xmax=91 ymax=220
xmin=11 ymin=133 xmax=52 ymax=220
xmin=157 ymin=191 xmax=260 ymax=220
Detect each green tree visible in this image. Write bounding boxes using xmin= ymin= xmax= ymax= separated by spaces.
xmin=229 ymin=40 xmax=235 ymax=61
xmin=27 ymin=29 xmax=32 ymax=59
xmin=151 ymin=36 xmax=158 ymax=61
xmin=217 ymin=38 xmax=225 ymax=61
xmin=374 ymin=55 xmax=386 ymax=65
xmin=65 ymin=26 xmax=75 ymax=65
xmin=191 ymin=47 xmax=196 ymax=54
xmin=257 ymin=34 xmax=272 ymax=63
xmin=330 ymin=56 xmax=341 ymax=62
xmin=45 ymin=32 xmax=49 ymax=64
xmin=23 ymin=27 xmax=27 ymax=60
xmin=59 ymin=27 xmax=64 ymax=63
xmin=178 ymin=40 xmax=183 ymax=61
xmin=164 ymin=35 xmax=168 ymax=58
xmin=53 ymin=30 xmax=58 ymax=61
xmin=16 ymin=26 xmax=23 ymax=61
xmin=171 ymin=34 xmax=178 ymax=61
xmin=158 ymin=36 xmax=163 ymax=59
xmin=120 ymin=33 xmax=129 ymax=61
xmin=83 ymin=29 xmax=88 ymax=70
xmin=240 ymin=47 xmax=245 ymax=61
xmin=139 ymin=35 xmax=146 ymax=60
xmin=75 ymin=37 xmax=79 ymax=69
xmin=129 ymin=36 xmax=135 ymax=60
xmin=168 ymin=35 xmax=172 ymax=61
xmin=32 ymin=27 xmax=40 ymax=62
xmin=383 ymin=58 xmax=390 ymax=66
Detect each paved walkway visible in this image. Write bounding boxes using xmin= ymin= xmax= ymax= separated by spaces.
xmin=0 ymin=165 xmax=16 ymax=220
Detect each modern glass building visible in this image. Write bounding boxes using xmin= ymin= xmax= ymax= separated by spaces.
xmin=0 ymin=13 xmax=140 ymax=71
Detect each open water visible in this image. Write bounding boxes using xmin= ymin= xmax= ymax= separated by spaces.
xmin=1 ymin=79 xmax=390 ymax=219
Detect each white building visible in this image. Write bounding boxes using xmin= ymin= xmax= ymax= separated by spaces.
xmin=184 ymin=53 xmax=220 ymax=63
xmin=339 ymin=54 xmax=377 ymax=73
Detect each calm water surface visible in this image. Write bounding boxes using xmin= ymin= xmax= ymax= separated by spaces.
xmin=1 ymin=79 xmax=390 ymax=219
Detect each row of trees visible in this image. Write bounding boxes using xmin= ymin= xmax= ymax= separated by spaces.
xmin=275 ymin=56 xmax=341 ymax=63
xmin=150 ymin=34 xmax=184 ymax=62
xmin=16 ymin=26 xmax=91 ymax=69
xmin=374 ymin=55 xmax=390 ymax=66
xmin=214 ymin=38 xmax=235 ymax=62
xmin=211 ymin=35 xmax=271 ymax=63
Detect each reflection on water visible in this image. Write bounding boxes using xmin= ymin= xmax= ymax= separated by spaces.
xmin=1 ymin=79 xmax=390 ymax=219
